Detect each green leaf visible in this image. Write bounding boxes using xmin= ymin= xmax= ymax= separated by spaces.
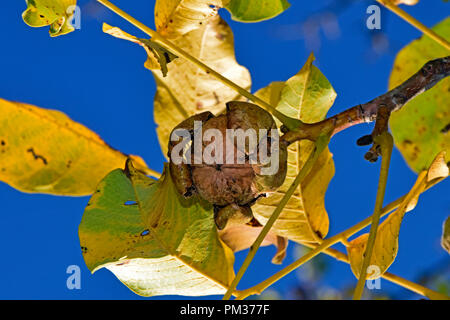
xmin=225 ymin=0 xmax=290 ymax=22
xmin=0 ymin=98 xmax=154 ymax=196
xmin=442 ymin=216 xmax=450 ymax=254
xmin=22 ymin=0 xmax=77 ymax=37
xmin=252 ymin=53 xmax=336 ymax=243
xmin=79 ymin=161 xmax=235 ymax=297
xmin=103 ymin=23 xmax=178 ymax=77
xmin=389 ymin=17 xmax=450 ymax=173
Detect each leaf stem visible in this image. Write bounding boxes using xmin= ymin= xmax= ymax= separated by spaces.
xmin=222 ymin=135 xmax=330 ymax=300
xmin=235 ymin=175 xmax=446 ymax=300
xmin=377 ymin=0 xmax=450 ymax=51
xmin=96 ymin=0 xmax=301 ymax=130
xmin=352 ymin=131 xmax=393 ymax=300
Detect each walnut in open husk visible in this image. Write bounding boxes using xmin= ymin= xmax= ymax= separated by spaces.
xmin=168 ymin=101 xmax=287 ymax=230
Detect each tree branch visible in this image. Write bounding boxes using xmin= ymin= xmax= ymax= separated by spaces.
xmin=281 ymin=56 xmax=450 ymax=144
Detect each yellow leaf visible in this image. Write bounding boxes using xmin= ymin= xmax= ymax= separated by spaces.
xmin=347 ymin=151 xmax=449 ymax=279
xmin=252 ymin=53 xmax=336 ymax=243
xmin=0 ymin=98 xmax=154 ymax=196
xmin=155 ymin=0 xmax=228 ymax=39
xmin=427 ymin=151 xmax=449 ymax=182
xmin=153 ymin=15 xmax=251 ymax=156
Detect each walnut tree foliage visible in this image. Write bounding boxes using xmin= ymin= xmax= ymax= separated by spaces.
xmin=0 ymin=0 xmax=448 ymax=299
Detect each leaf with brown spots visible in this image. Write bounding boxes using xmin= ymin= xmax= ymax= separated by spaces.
xmin=79 ymin=161 xmax=235 ymax=297
xmin=0 ymin=98 xmax=156 ymax=196
xmin=155 ymin=0 xmax=227 ymax=39
xmin=389 ymin=17 xmax=450 ymax=173
xmin=22 ymin=0 xmax=77 ymax=37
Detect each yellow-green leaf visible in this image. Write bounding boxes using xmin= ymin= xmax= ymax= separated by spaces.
xmin=389 ymin=18 xmax=450 ymax=173
xmin=155 ymin=0 xmax=228 ymax=39
xmin=153 ymin=16 xmax=251 ymax=156
xmin=0 ymin=98 xmax=153 ymax=196
xmin=225 ymin=0 xmax=290 ymax=22
xmin=102 ymin=23 xmax=178 ymax=77
xmin=79 ymin=161 xmax=235 ymax=297
xmin=22 ymin=0 xmax=77 ymax=37
xmin=347 ymin=152 xmax=449 ymax=279
xmin=252 ymin=53 xmax=336 ymax=243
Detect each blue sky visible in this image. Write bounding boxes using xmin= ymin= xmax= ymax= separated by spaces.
xmin=0 ymin=0 xmax=448 ymax=299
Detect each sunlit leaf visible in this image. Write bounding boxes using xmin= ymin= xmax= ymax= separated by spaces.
xmin=225 ymin=0 xmax=290 ymax=22
xmin=347 ymin=152 xmax=449 ymax=279
xmin=392 ymin=0 xmax=419 ymax=5
xmin=219 ymin=224 xmax=288 ymax=264
xmin=103 ymin=23 xmax=178 ymax=77
xmin=79 ymin=161 xmax=235 ymax=297
xmin=442 ymin=216 xmax=450 ymax=254
xmin=0 ymin=98 xmax=153 ymax=196
xmin=107 ymin=17 xmax=250 ymax=156
xmin=153 ymin=16 xmax=251 ymax=156
xmin=155 ymin=0 xmax=228 ymax=39
xmin=389 ymin=18 xmax=450 ymax=173
xmin=22 ymin=0 xmax=77 ymax=37
xmin=252 ymin=53 xmax=336 ymax=243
